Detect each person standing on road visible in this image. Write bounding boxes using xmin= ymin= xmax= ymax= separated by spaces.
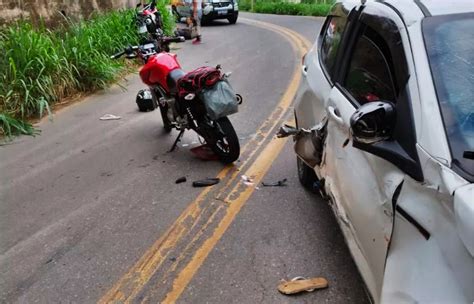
xmin=192 ymin=0 xmax=202 ymax=44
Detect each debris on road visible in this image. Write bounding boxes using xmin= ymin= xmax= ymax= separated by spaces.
xmin=99 ymin=114 xmax=121 ymax=120
xmin=192 ymin=178 xmax=220 ymax=187
xmin=262 ymin=178 xmax=287 ymax=187
xmin=175 ymin=176 xmax=187 ymax=184
xmin=277 ymin=276 xmax=328 ymax=295
xmin=241 ymin=175 xmax=254 ymax=186
xmin=190 ymin=145 xmax=219 ymax=161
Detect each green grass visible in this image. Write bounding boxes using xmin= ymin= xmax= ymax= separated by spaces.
xmin=156 ymin=3 xmax=176 ymax=35
xmin=0 ymin=2 xmax=174 ymax=138
xmin=0 ymin=113 xmax=39 ymax=137
xmin=240 ymin=0 xmax=333 ymax=16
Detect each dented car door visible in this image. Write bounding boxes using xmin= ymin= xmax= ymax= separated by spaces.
xmin=321 ymin=7 xmax=416 ymax=301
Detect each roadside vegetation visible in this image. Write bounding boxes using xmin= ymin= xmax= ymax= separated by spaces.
xmin=240 ymin=0 xmax=333 ymax=16
xmin=0 ymin=2 xmax=174 ymax=138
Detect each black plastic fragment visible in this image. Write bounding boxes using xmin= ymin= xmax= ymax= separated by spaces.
xmin=192 ymin=178 xmax=220 ymax=187
xmin=262 ymin=178 xmax=288 ymax=187
xmin=175 ymin=176 xmax=187 ymax=184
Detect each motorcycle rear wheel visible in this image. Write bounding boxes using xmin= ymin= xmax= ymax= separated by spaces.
xmin=208 ymin=117 xmax=240 ymax=164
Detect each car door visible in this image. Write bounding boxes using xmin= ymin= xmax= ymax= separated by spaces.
xmin=296 ymin=6 xmax=351 ymax=133
xmin=321 ymin=5 xmax=419 ymax=301
xmin=294 ymin=2 xmax=359 ymax=168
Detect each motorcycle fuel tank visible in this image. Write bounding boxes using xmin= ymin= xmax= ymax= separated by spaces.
xmin=139 ymin=52 xmax=182 ymax=91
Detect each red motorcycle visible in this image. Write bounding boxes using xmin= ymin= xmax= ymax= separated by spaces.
xmin=111 ymin=38 xmax=241 ymax=163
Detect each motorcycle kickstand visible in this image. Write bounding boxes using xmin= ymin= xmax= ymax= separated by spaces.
xmin=168 ymin=129 xmax=185 ymax=153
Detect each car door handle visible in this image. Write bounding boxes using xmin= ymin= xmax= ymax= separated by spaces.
xmin=302 ymin=65 xmax=308 ymax=76
xmin=327 ymin=106 xmax=344 ymax=125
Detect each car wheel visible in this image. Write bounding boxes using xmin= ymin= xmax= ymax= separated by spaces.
xmin=228 ymin=15 xmax=237 ymax=24
xmin=297 ymin=156 xmax=318 ymax=190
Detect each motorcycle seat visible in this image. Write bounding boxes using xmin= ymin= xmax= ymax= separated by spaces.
xmin=167 ymin=69 xmax=186 ymax=93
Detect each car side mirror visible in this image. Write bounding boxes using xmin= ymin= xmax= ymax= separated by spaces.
xmin=350 ymin=101 xmax=396 ymax=144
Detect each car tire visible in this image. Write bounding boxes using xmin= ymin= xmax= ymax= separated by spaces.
xmin=228 ymin=15 xmax=237 ymax=24
xmin=297 ymin=156 xmax=318 ymax=190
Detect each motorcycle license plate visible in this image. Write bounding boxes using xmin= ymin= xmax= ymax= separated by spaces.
xmin=218 ymin=10 xmax=228 ymax=15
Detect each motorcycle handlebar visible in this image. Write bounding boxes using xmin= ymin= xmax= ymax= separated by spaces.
xmin=110 ymin=36 xmax=185 ymax=59
xmin=110 ymin=46 xmax=139 ymax=59
xmin=110 ymin=50 xmax=125 ymax=59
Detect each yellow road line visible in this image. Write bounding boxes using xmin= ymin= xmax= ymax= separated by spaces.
xmin=161 ymin=21 xmax=311 ymax=303
xmin=99 ymin=19 xmax=311 ymax=304
xmin=162 ymin=123 xmax=292 ymax=304
xmin=241 ymin=18 xmax=312 ymax=50
xmin=98 ymin=169 xmax=231 ymax=303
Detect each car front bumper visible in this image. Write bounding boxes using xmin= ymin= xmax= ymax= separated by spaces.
xmin=203 ymin=6 xmax=238 ymax=20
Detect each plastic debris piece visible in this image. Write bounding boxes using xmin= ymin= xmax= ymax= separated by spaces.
xmin=262 ymin=178 xmax=287 ymax=187
xmin=241 ymin=175 xmax=253 ymax=182
xmin=190 ymin=145 xmax=219 ymax=161
xmin=277 ymin=276 xmax=328 ymax=295
xmin=241 ymin=175 xmax=254 ymax=186
xmin=192 ymin=178 xmax=220 ymax=187
xmin=99 ymin=114 xmax=121 ymax=120
xmin=175 ymin=176 xmax=187 ymax=184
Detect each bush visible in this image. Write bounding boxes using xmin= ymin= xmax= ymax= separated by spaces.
xmin=0 ymin=2 xmax=175 ymax=137
xmin=240 ymin=1 xmax=332 ymax=16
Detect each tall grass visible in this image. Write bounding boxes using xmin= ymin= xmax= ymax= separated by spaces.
xmin=156 ymin=3 xmax=176 ymax=35
xmin=0 ymin=2 xmax=174 ymax=138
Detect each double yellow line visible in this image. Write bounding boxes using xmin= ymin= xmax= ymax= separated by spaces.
xmin=99 ymin=19 xmax=311 ymax=304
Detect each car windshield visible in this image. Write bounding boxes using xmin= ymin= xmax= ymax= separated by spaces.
xmin=423 ymin=13 xmax=474 ymax=181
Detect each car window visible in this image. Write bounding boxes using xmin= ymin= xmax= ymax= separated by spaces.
xmin=320 ymin=16 xmax=347 ymax=78
xmin=343 ymin=29 xmax=396 ymax=105
xmin=423 ymin=13 xmax=474 ymax=180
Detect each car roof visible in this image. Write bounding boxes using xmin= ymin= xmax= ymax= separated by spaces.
xmin=378 ymin=0 xmax=474 ymax=17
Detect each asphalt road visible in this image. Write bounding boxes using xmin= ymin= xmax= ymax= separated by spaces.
xmin=0 ymin=13 xmax=369 ymax=303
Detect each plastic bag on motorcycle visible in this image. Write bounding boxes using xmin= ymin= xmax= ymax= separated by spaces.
xmin=199 ymin=80 xmax=239 ymax=120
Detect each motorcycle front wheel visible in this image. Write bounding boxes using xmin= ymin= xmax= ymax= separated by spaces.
xmin=207 ymin=117 xmax=240 ymax=164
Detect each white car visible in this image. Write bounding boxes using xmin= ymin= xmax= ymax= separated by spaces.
xmin=287 ymin=0 xmax=474 ymax=302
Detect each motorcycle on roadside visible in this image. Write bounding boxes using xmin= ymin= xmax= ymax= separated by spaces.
xmin=111 ymin=35 xmax=241 ymax=163
xmin=134 ymin=0 xmax=163 ymax=37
